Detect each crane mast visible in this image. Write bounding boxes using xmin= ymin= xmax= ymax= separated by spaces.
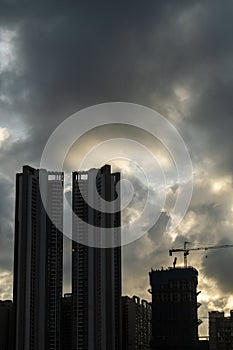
xmin=169 ymin=241 xmax=233 ymax=267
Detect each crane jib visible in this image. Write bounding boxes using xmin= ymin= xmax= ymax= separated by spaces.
xmin=169 ymin=242 xmax=233 ymax=267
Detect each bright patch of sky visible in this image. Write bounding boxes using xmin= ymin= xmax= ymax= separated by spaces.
xmin=0 ymin=127 xmax=10 ymax=146
xmin=0 ymin=28 xmax=17 ymax=73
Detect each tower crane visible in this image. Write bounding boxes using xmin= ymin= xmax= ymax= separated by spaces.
xmin=169 ymin=241 xmax=233 ymax=268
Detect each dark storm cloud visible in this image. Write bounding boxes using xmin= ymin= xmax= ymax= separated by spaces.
xmin=170 ymin=199 xmax=233 ymax=296
xmin=147 ymin=212 xmax=170 ymax=242
xmin=1 ymin=0 xmax=233 ymax=158
xmin=202 ymin=241 xmax=233 ymax=295
xmin=188 ymin=201 xmax=233 ymax=295
xmin=123 ymin=212 xmax=173 ymax=296
xmin=1 ymin=0 xmax=231 ymax=174
xmin=1 ymin=0 xmax=203 ymax=124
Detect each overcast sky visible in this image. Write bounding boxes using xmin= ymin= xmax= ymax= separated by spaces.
xmin=1 ymin=0 xmax=233 ymax=336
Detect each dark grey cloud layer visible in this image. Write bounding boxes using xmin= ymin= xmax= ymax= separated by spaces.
xmin=1 ymin=1 xmax=233 ymax=330
xmin=0 ymin=176 xmax=14 ymax=272
xmin=1 ymin=1 xmax=233 ymax=152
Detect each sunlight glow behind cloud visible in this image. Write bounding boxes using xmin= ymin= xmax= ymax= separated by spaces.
xmin=0 ymin=127 xmax=10 ymax=146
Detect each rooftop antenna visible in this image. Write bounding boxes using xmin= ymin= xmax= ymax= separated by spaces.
xmin=173 ymin=257 xmax=177 ymax=268
xmin=184 ymin=241 xmax=190 ymax=268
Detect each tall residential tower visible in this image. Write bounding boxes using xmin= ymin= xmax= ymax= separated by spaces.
xmin=72 ymin=164 xmax=122 ymax=350
xmin=13 ymin=165 xmax=63 ymax=350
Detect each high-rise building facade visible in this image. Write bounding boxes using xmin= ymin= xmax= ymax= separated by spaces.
xmin=13 ymin=165 xmax=63 ymax=350
xmin=149 ymin=266 xmax=199 ymax=350
xmin=0 ymin=300 xmax=14 ymax=350
xmin=209 ymin=311 xmax=233 ymax=350
xmin=61 ymin=293 xmax=73 ymax=350
xmin=72 ymin=164 xmax=122 ymax=350
xmin=121 ymin=295 xmax=152 ymax=350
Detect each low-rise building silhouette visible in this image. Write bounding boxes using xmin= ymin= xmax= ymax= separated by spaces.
xmin=122 ymin=295 xmax=151 ymax=350
xmin=209 ymin=311 xmax=233 ymax=350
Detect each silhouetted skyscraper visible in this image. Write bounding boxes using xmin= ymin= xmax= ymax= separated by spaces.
xmin=72 ymin=164 xmax=122 ymax=350
xmin=149 ymin=267 xmax=199 ymax=350
xmin=13 ymin=165 xmax=63 ymax=350
xmin=61 ymin=293 xmax=73 ymax=350
xmin=0 ymin=300 xmax=13 ymax=350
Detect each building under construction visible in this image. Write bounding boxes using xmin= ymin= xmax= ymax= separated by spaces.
xmin=149 ymin=266 xmax=199 ymax=350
